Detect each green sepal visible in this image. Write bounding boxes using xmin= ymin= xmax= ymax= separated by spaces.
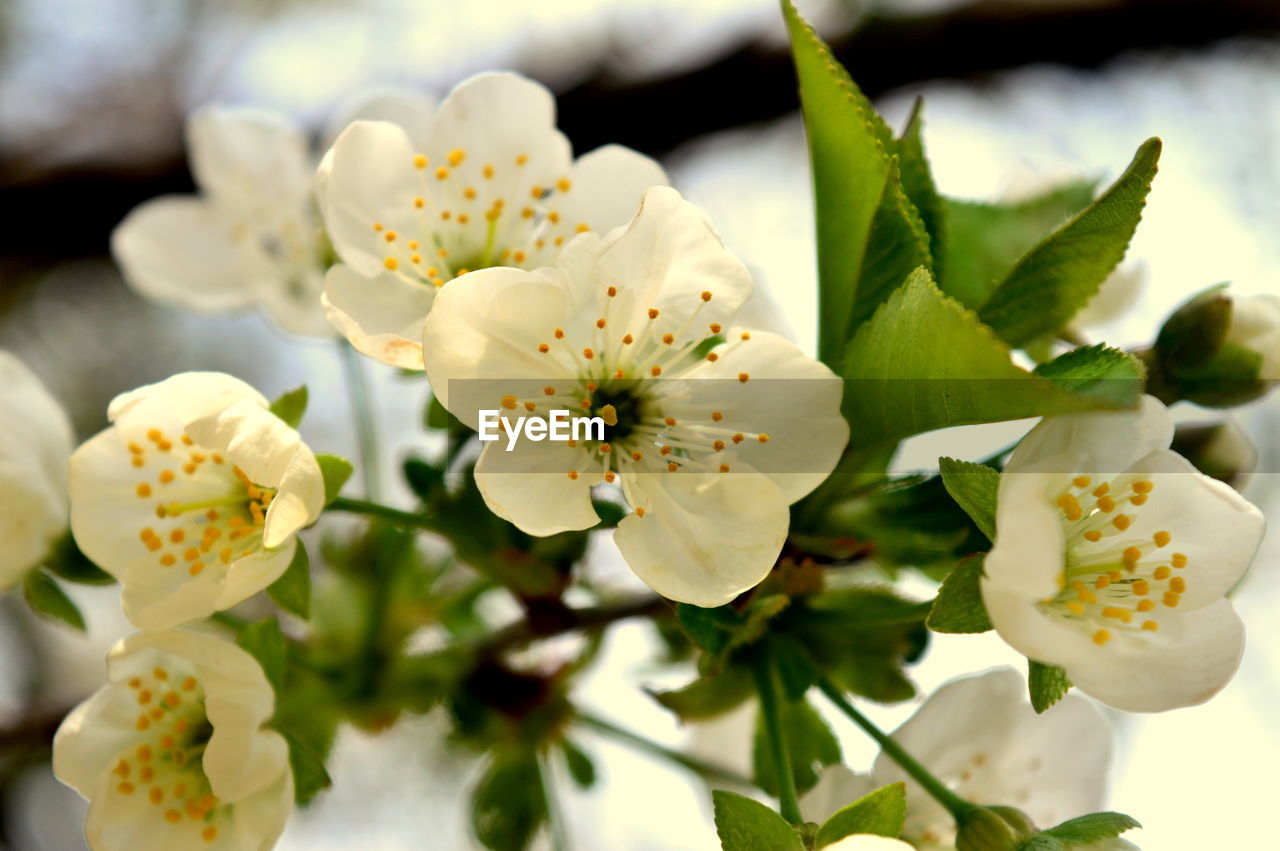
xmin=282 ymin=728 xmax=332 ymax=805
xmin=938 ymin=457 xmax=1000 ymax=541
xmin=236 ymin=618 xmax=287 ymax=694
xmin=1028 ymin=660 xmax=1072 ymax=714
xmin=42 ymin=533 xmax=114 ymax=585
xmin=928 ymin=555 xmax=993 ymax=634
xmin=22 ymin=570 xmax=86 ymax=631
xmin=269 ymin=385 xmax=309 ymax=429
xmin=316 ymin=454 xmax=354 ymax=505
xmin=815 ymin=781 xmax=906 ymax=847
xmin=266 ymin=540 xmax=312 ymax=620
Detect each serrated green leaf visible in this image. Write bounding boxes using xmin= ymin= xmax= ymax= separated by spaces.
xmin=753 ymin=697 xmax=841 ymax=796
xmin=896 ymin=99 xmax=945 ymax=278
xmin=1028 ymin=660 xmax=1071 ymax=714
xmin=282 ymin=729 xmax=332 ymax=805
xmin=237 ymin=618 xmax=286 ymax=694
xmin=559 ymin=739 xmax=597 ymax=789
xmin=1034 ymin=345 xmax=1146 ymax=407
xmin=816 ymin=782 xmax=907 ymax=847
xmin=938 ymin=458 xmax=1000 ymax=541
xmin=1019 ymin=837 xmax=1066 ymax=851
xmin=651 ymin=666 xmax=755 ymax=720
xmin=472 ymin=752 xmax=548 ymax=851
xmin=677 ymin=603 xmax=744 ymax=658
xmin=43 ymin=534 xmax=115 ymax=585
xmin=266 ymin=540 xmax=311 ymax=620
xmin=842 ymin=268 xmax=1141 ymax=445
xmin=316 ymin=454 xmax=354 ymax=505
xmin=1041 ymin=811 xmax=1141 ymax=842
xmin=712 ymin=790 xmax=805 ymax=851
xmin=769 ymin=634 xmax=818 ymax=701
xmin=269 ymin=385 xmax=308 ymax=429
xmin=978 ymin=139 xmax=1161 ymax=346
xmin=784 ymin=0 xmax=931 ymax=366
xmin=22 ymin=571 xmax=85 ymax=631
xmin=928 ymin=555 xmax=993 ymax=634
xmin=940 ymin=181 xmax=1097 ymax=309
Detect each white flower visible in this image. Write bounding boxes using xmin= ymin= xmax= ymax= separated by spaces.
xmin=802 ymin=670 xmax=1112 ymax=850
xmin=319 ymin=71 xmax=669 ymax=369
xmin=0 ymin=351 xmax=75 ymax=587
xmin=53 ymin=628 xmax=293 ymax=850
xmin=69 ymin=373 xmax=324 ymax=630
xmin=422 ymin=186 xmax=848 ymax=607
xmin=981 ymin=396 xmax=1265 ymax=712
xmin=826 ymin=837 xmax=914 ymax=851
xmin=1069 ymin=262 xmax=1145 ymax=334
xmin=1224 ymin=293 xmax=1280 ymax=381
xmin=112 ymin=90 xmax=437 ymax=338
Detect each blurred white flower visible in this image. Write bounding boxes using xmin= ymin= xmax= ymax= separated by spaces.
xmin=802 ymin=669 xmax=1112 ymax=850
xmin=69 ymin=373 xmax=323 ymax=630
xmin=1224 ymin=293 xmax=1280 ymax=381
xmin=0 ymin=351 xmax=75 ymax=588
xmin=981 ymin=396 xmax=1265 ymax=712
xmin=53 ymin=629 xmax=293 ymax=850
xmin=826 ymin=837 xmax=915 ymax=850
xmin=318 ymin=71 xmax=668 ymax=369
xmin=423 ymin=187 xmax=847 ymax=606
xmin=112 ymin=90 xmax=437 ymax=338
xmin=1068 ymin=261 xmax=1145 ymax=335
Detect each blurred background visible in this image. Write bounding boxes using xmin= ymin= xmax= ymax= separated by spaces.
xmin=1 ymin=0 xmax=1278 ymax=847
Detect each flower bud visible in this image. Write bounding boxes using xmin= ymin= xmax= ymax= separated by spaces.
xmin=954 ymin=805 xmax=1035 ymax=851
xmin=1222 ymin=294 xmax=1280 ymax=381
xmin=1171 ymin=419 xmax=1256 ymax=488
xmin=1151 ymin=288 xmax=1276 ymax=407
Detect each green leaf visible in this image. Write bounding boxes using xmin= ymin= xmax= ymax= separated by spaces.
xmin=1019 ymin=837 xmax=1066 ymax=851
xmin=753 ymin=697 xmax=841 ymax=796
xmin=783 ymin=0 xmax=930 ymax=366
xmin=816 ymin=782 xmax=907 ymax=847
xmin=842 ymin=268 xmax=1141 ymax=446
xmin=472 ymin=752 xmax=547 ymax=851
xmin=269 ymin=385 xmax=309 ymax=429
xmin=282 ymin=729 xmax=332 ymax=805
xmin=22 ymin=571 xmax=85 ymax=631
xmin=1028 ymin=660 xmax=1072 ymax=714
xmin=236 ymin=619 xmax=286 ymax=694
xmin=425 ymin=393 xmax=451 ymax=429
xmin=1041 ymin=811 xmax=1141 ymax=842
xmin=769 ymin=634 xmax=819 ymax=701
xmin=896 ymin=99 xmax=945 ymax=278
xmin=266 ymin=541 xmax=312 ymax=620
xmin=316 ymin=454 xmax=354 ymax=505
xmin=43 ymin=534 xmax=114 ymax=585
xmin=559 ymin=739 xmax=597 ymax=789
xmin=712 ymin=790 xmax=805 ymax=851
xmin=677 ymin=603 xmax=744 ymax=658
xmin=928 ymin=555 xmax=993 ymax=634
xmin=978 ymin=139 xmax=1161 ymax=346
xmin=1034 ymin=345 xmax=1146 ymax=408
xmin=940 ymin=180 xmax=1096 ymax=309
xmin=650 ymin=666 xmax=755 ymax=721
xmin=938 ymin=458 xmax=1000 ymax=541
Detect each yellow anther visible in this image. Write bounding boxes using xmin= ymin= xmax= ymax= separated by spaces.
xmin=128 ymin=441 xmax=144 ymax=455
xmin=530 ymin=185 xmax=544 ymax=198
xmin=1057 ymin=493 xmax=1083 ymax=521
xmin=448 ymin=148 xmax=465 ymax=167
xmin=701 ymin=291 xmax=712 ymax=302
xmin=464 ymin=186 xmax=477 ymax=200
xmin=648 ymin=308 xmax=659 ymax=319
xmin=576 ymin=223 xmax=590 ymax=233
xmin=537 ymin=343 xmax=550 ymax=354
xmin=1102 ymin=606 xmax=1124 ymax=619
xmin=1137 ymin=599 xmax=1156 ymax=612
xmin=635 ymin=507 xmax=645 ymax=517
xmin=132 ymin=456 xmax=144 ymax=468
xmin=1169 ymin=576 xmax=1187 ymax=593
xmin=415 ymin=197 xmax=425 ymax=209
xmin=740 ymin=332 xmax=751 ymax=340
xmin=203 ymin=827 xmax=219 ymax=842
xmin=523 ymin=401 xmax=535 ymax=412
xmin=548 ymin=211 xmax=560 ymax=224
xmin=436 ymin=166 xmax=449 ymax=180
xmin=758 ymin=433 xmax=770 ymax=443
xmin=1172 ymin=553 xmax=1188 ymax=568
xmin=384 ymin=230 xmax=397 ymax=242
xmin=1066 ymin=601 xmax=1085 ymax=615
xmin=738 ymin=373 xmax=750 ymax=383
xmin=384 ymin=257 xmax=399 ymax=271
xmin=411 ymin=254 xmax=422 ymax=264
xmin=1142 ymin=620 xmax=1159 ymax=631
xmin=149 ymin=787 xmax=164 ymax=804
xmin=458 ymin=214 xmax=470 ymax=224
xmin=667 ymin=461 xmax=679 ymax=472
xmin=707 ymin=352 xmax=719 ymax=362
xmin=650 ymin=365 xmax=662 ymax=376
xmin=513 ymin=251 xmax=526 ymax=263
xmin=483 ymin=164 xmax=494 ymax=179
xmin=556 ymin=178 xmax=571 ymax=192
xmin=373 ymin=222 xmax=384 ymax=231
xmin=1112 ymin=514 xmax=1132 ymax=531
xmin=1123 ymin=546 xmax=1142 ymax=567
xmin=604 ymin=471 xmax=616 ymax=483
xmin=118 ymin=782 xmax=135 ymax=795
xmin=622 ymin=334 xmax=634 ymax=344
xmin=1093 ymin=629 xmax=1112 ymax=645
xmin=1096 ymin=495 xmax=1116 ymax=512
xmin=664 ymin=417 xmax=677 ymax=427
xmin=1153 ymin=530 xmax=1171 ymax=547
xmin=1072 ymin=476 xmax=1091 ymax=488
xmin=164 ymin=810 xmax=182 ymax=824
xmin=1131 ymin=494 xmax=1148 ymax=506
xmin=600 ymin=405 xmax=619 ymax=427
xmin=661 ymin=333 xmax=674 ymax=344
xmin=522 ymin=206 xmax=534 ymax=219
xmin=660 ymin=446 xmax=672 ymax=455
xmin=543 ymin=386 xmax=556 ymax=396
xmin=1153 ymin=565 xmax=1172 ymax=580
xmin=583 ymin=348 xmax=595 ymax=359
xmin=500 ymin=395 xmax=517 ymax=410
xmin=1163 ymin=591 xmax=1181 ymax=607
xmin=158 ymin=470 xmax=174 ymax=484
xmin=516 ymin=154 xmax=529 ymax=165
xmin=1132 ymin=480 xmax=1154 ymax=493
xmin=713 ymin=440 xmax=726 ymax=452
xmin=413 ymin=154 xmax=427 ymax=169
xmin=1093 ymin=483 xmax=1110 ymax=498
xmin=1095 ymin=575 xmax=1111 ymax=589
xmin=719 ymin=464 xmax=731 ymax=473
xmin=597 ymin=318 xmax=608 ymax=329
xmin=1133 ymin=579 xmax=1150 ymax=596
xmin=600 ymin=443 xmax=612 ymax=454
xmin=136 ymin=483 xmax=152 ymax=498
xmin=631 ymin=451 xmax=643 ymax=461
xmin=732 ymin=433 xmax=744 ymax=444
xmin=440 ymin=210 xmax=452 ymax=220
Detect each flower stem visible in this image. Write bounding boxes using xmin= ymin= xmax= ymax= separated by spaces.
xmin=327 ymin=496 xmax=439 ymax=531
xmin=337 ymin=340 xmax=382 ymax=500
xmin=751 ymin=650 xmax=803 ymax=825
xmin=577 ymin=712 xmax=752 ymax=787
xmin=816 ymin=675 xmax=972 ymax=819
xmin=538 ymin=752 xmax=570 ymax=851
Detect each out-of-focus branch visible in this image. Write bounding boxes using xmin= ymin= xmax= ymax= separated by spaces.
xmin=0 ymin=1 xmax=1276 ymax=268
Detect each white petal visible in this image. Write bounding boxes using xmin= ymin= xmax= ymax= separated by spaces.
xmin=323 ymin=263 xmax=435 ymax=369
xmin=667 ymin=329 xmax=848 ymax=503
xmin=1066 ymin=598 xmax=1246 ymax=712
xmin=473 ymin=441 xmax=600 ymax=536
xmin=985 ymin=471 xmax=1068 ymax=600
xmin=321 ymin=119 xmax=425 ymax=279
xmin=1226 ymin=294 xmax=1280 ymax=380
xmin=107 ymin=372 xmax=266 ymax=425
xmin=1112 ymin=449 xmax=1265 ymax=608
xmin=799 ymin=765 xmax=876 ymax=823
xmin=560 ymin=144 xmax=669 ymax=234
xmin=111 ymin=196 xmax=256 ymax=313
xmin=982 ymin=581 xmax=1097 ymax=671
xmin=52 ymin=685 xmax=141 ymax=797
xmin=1071 ymin=261 xmax=1145 ymax=330
xmin=824 ymin=837 xmax=914 ymax=851
xmin=323 ymin=84 xmax=438 ymax=149
xmin=614 ymin=469 xmax=787 ymax=606
xmin=188 ymin=106 xmax=312 ymax=211
xmin=219 ymin=539 xmax=297 ymax=612
xmin=592 ymin=186 xmax=753 ymax=337
xmin=421 ymin=266 xmax=576 ymax=422
xmin=1006 ymin=395 xmax=1173 ymax=478
xmin=253 ymin=267 xmax=334 ymax=339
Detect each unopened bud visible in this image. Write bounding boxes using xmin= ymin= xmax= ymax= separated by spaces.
xmin=954 ymin=806 xmax=1036 ymax=851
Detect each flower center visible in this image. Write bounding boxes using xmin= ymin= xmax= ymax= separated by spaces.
xmin=130 ymin=427 xmax=278 ymax=577
xmin=373 ymin=148 xmax=584 ymax=287
xmin=1040 ymin=476 xmax=1190 ymax=646
xmin=114 ymin=665 xmax=224 ymax=843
